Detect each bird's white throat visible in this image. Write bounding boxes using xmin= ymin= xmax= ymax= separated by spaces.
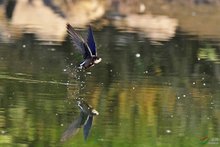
xmin=94 ymin=58 xmax=102 ymax=64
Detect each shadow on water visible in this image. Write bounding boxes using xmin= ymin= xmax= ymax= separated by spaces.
xmin=0 ymin=0 xmax=220 ymax=147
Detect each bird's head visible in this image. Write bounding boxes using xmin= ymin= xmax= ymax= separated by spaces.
xmin=77 ymin=100 xmax=99 ymax=116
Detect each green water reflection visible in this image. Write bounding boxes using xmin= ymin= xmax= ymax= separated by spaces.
xmin=0 ymin=26 xmax=220 ymax=147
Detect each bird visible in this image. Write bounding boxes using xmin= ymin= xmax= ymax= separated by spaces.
xmin=60 ymin=100 xmax=99 ymax=142
xmin=66 ymin=23 xmax=102 ymax=69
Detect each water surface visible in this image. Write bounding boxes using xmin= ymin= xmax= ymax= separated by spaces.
xmin=0 ymin=2 xmax=220 ymax=147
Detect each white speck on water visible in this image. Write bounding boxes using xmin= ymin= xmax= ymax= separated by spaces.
xmin=110 ymin=69 xmax=113 ymax=72
xmin=41 ymin=67 xmax=45 ymax=70
xmin=56 ymin=113 xmax=58 ymax=116
xmin=183 ymin=95 xmax=186 ymax=98
xmin=193 ymin=82 xmax=196 ymax=85
xmin=50 ymin=48 xmax=56 ymax=51
xmin=202 ymin=77 xmax=205 ymax=80
xmin=61 ymin=124 xmax=64 ymax=127
xmin=166 ymin=130 xmax=171 ymax=133
xmin=1 ymin=130 xmax=6 ymax=134
xmin=170 ymin=115 xmax=174 ymax=118
xmin=98 ymin=138 xmax=105 ymax=142
xmin=22 ymin=44 xmax=26 ymax=48
xmin=132 ymin=87 xmax=135 ymax=90
xmin=145 ymin=70 xmax=148 ymax=74
xmin=177 ymin=96 xmax=180 ymax=99
xmin=198 ymin=58 xmax=200 ymax=61
xmin=86 ymin=72 xmax=92 ymax=75
xmin=135 ymin=53 xmax=140 ymax=58
xmin=203 ymin=83 xmax=206 ymax=86
xmin=63 ymin=69 xmax=67 ymax=72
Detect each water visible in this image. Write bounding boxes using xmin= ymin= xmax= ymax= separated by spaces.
xmin=0 ymin=1 xmax=220 ymax=147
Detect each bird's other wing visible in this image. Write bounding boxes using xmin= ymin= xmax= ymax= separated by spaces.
xmin=87 ymin=25 xmax=97 ymax=56
xmin=66 ymin=23 xmax=86 ymax=55
xmin=60 ymin=114 xmax=82 ymax=142
xmin=83 ymin=116 xmax=93 ymax=140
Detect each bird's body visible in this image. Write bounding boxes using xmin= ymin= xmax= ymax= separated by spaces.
xmin=66 ymin=24 xmax=101 ymax=69
xmin=60 ymin=100 xmax=99 ymax=142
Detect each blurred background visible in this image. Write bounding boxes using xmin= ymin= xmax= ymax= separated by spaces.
xmin=0 ymin=0 xmax=220 ymax=146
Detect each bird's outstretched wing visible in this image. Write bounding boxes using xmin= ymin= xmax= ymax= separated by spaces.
xmin=87 ymin=25 xmax=97 ymax=56
xmin=60 ymin=115 xmax=82 ymax=142
xmin=66 ymin=24 xmax=87 ymax=55
xmin=83 ymin=116 xmax=93 ymax=140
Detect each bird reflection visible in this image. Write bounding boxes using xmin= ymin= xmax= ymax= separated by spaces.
xmin=61 ymin=100 xmax=99 ymax=142
xmin=66 ymin=23 xmax=102 ymax=69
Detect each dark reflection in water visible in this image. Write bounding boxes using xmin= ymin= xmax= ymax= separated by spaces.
xmin=0 ymin=25 xmax=219 ymax=146
xmin=61 ymin=100 xmax=99 ymax=142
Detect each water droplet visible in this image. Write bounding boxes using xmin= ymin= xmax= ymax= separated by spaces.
xmin=135 ymin=53 xmax=140 ymax=58
xmin=50 ymin=48 xmax=56 ymax=51
xmin=193 ymin=82 xmax=196 ymax=85
xmin=183 ymin=95 xmax=186 ymax=98
xmin=203 ymin=83 xmax=206 ymax=86
xmin=22 ymin=44 xmax=26 ymax=48
xmin=177 ymin=96 xmax=180 ymax=99
xmin=63 ymin=69 xmax=67 ymax=72
xmin=166 ymin=130 xmax=171 ymax=133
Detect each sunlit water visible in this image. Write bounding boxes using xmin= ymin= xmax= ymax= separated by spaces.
xmin=0 ymin=16 xmax=220 ymax=147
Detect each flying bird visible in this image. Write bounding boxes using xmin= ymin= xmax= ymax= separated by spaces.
xmin=60 ymin=100 xmax=99 ymax=142
xmin=66 ymin=23 xmax=102 ymax=69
